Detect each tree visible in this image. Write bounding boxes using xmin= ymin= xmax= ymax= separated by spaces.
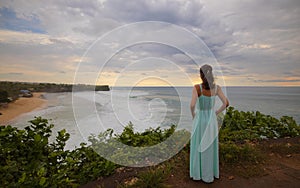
xmin=0 ymin=90 xmax=8 ymax=103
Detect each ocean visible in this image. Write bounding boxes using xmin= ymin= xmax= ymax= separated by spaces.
xmin=11 ymin=86 xmax=300 ymax=150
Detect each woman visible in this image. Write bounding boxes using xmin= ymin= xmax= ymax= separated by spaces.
xmin=190 ymin=64 xmax=229 ymax=183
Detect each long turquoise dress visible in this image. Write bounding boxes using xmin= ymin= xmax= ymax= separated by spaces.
xmin=190 ymin=84 xmax=219 ymax=182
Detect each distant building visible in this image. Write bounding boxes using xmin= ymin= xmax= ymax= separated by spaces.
xmin=19 ymin=90 xmax=33 ymax=97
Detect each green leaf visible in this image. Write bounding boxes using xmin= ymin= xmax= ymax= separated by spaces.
xmin=34 ymin=134 xmax=41 ymax=142
xmin=37 ymin=167 xmax=45 ymax=177
xmin=39 ymin=177 xmax=46 ymax=186
xmin=18 ymin=173 xmax=26 ymax=184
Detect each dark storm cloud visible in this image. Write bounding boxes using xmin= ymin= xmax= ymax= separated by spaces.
xmin=102 ymin=0 xmax=204 ymax=26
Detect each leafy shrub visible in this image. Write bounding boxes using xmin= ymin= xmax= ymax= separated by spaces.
xmin=219 ymin=142 xmax=261 ymax=164
xmin=116 ymin=122 xmax=176 ymax=147
xmin=219 ymin=107 xmax=300 ymax=165
xmin=222 ymin=107 xmax=300 ymax=139
xmin=0 ymin=90 xmax=9 ymax=103
xmin=88 ymin=123 xmax=190 ymax=167
xmin=0 ymin=117 xmax=117 ymax=187
xmin=0 ymin=117 xmax=188 ymax=187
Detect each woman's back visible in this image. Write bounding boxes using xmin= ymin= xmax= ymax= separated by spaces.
xmin=195 ymin=84 xmax=216 ymax=111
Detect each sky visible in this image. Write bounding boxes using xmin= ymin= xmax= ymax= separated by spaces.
xmin=0 ymin=0 xmax=299 ymax=86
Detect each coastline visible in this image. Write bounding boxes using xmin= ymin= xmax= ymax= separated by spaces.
xmin=0 ymin=92 xmax=47 ymax=125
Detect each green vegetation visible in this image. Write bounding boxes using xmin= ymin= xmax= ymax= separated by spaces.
xmin=218 ymin=107 xmax=300 ymax=177
xmin=219 ymin=107 xmax=300 ymax=165
xmin=1 ymin=107 xmax=299 ymax=187
xmin=116 ymin=122 xmax=176 ymax=147
xmin=221 ymin=107 xmax=300 ymax=140
xmin=0 ymin=81 xmax=110 ymax=101
xmin=88 ymin=123 xmax=189 ymax=167
xmin=0 ymin=90 xmax=9 ymax=103
xmin=118 ymin=165 xmax=171 ymax=188
xmin=131 ymin=166 xmax=171 ymax=188
xmin=0 ymin=117 xmax=185 ymax=187
xmin=0 ymin=117 xmax=117 ymax=187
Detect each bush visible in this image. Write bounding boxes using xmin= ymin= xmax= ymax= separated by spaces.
xmin=222 ymin=107 xmax=300 ymax=139
xmin=0 ymin=117 xmax=117 ymax=187
xmin=0 ymin=117 xmax=187 ymax=187
xmin=116 ymin=122 xmax=176 ymax=147
xmin=219 ymin=107 xmax=300 ymax=165
xmin=88 ymin=123 xmax=190 ymax=167
xmin=0 ymin=90 xmax=9 ymax=103
xmin=219 ymin=142 xmax=261 ymax=165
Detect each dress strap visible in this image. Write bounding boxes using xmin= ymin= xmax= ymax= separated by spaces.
xmin=199 ymin=84 xmax=202 ymax=94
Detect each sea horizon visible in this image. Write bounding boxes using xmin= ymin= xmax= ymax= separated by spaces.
xmin=1 ymin=80 xmax=300 ymax=88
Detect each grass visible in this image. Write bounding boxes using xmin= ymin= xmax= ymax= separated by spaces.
xmin=118 ymin=165 xmax=172 ymax=188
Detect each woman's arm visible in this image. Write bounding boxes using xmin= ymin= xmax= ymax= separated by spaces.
xmin=190 ymin=86 xmax=198 ymax=119
xmin=216 ymin=85 xmax=229 ymax=115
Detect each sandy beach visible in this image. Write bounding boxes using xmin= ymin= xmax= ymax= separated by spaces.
xmin=0 ymin=93 xmax=47 ymax=125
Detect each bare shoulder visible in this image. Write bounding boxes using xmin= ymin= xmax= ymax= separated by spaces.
xmin=216 ymin=85 xmax=225 ymax=95
xmin=193 ymin=84 xmax=201 ymax=96
xmin=193 ymin=84 xmax=200 ymax=90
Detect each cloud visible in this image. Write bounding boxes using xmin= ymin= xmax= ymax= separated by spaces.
xmin=0 ymin=7 xmax=45 ymax=33
xmin=201 ymin=0 xmax=300 ymax=79
xmin=256 ymin=79 xmax=300 ymax=83
xmin=8 ymin=72 xmax=23 ymax=75
xmin=0 ymin=0 xmax=299 ymax=86
xmin=102 ymin=0 xmax=204 ymax=26
xmin=0 ymin=29 xmax=53 ymax=45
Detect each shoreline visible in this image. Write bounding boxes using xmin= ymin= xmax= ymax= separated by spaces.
xmin=0 ymin=92 xmax=47 ymax=125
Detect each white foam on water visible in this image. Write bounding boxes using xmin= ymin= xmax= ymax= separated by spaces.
xmin=74 ymin=89 xmax=169 ymax=135
xmin=10 ymin=89 xmax=183 ymax=150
